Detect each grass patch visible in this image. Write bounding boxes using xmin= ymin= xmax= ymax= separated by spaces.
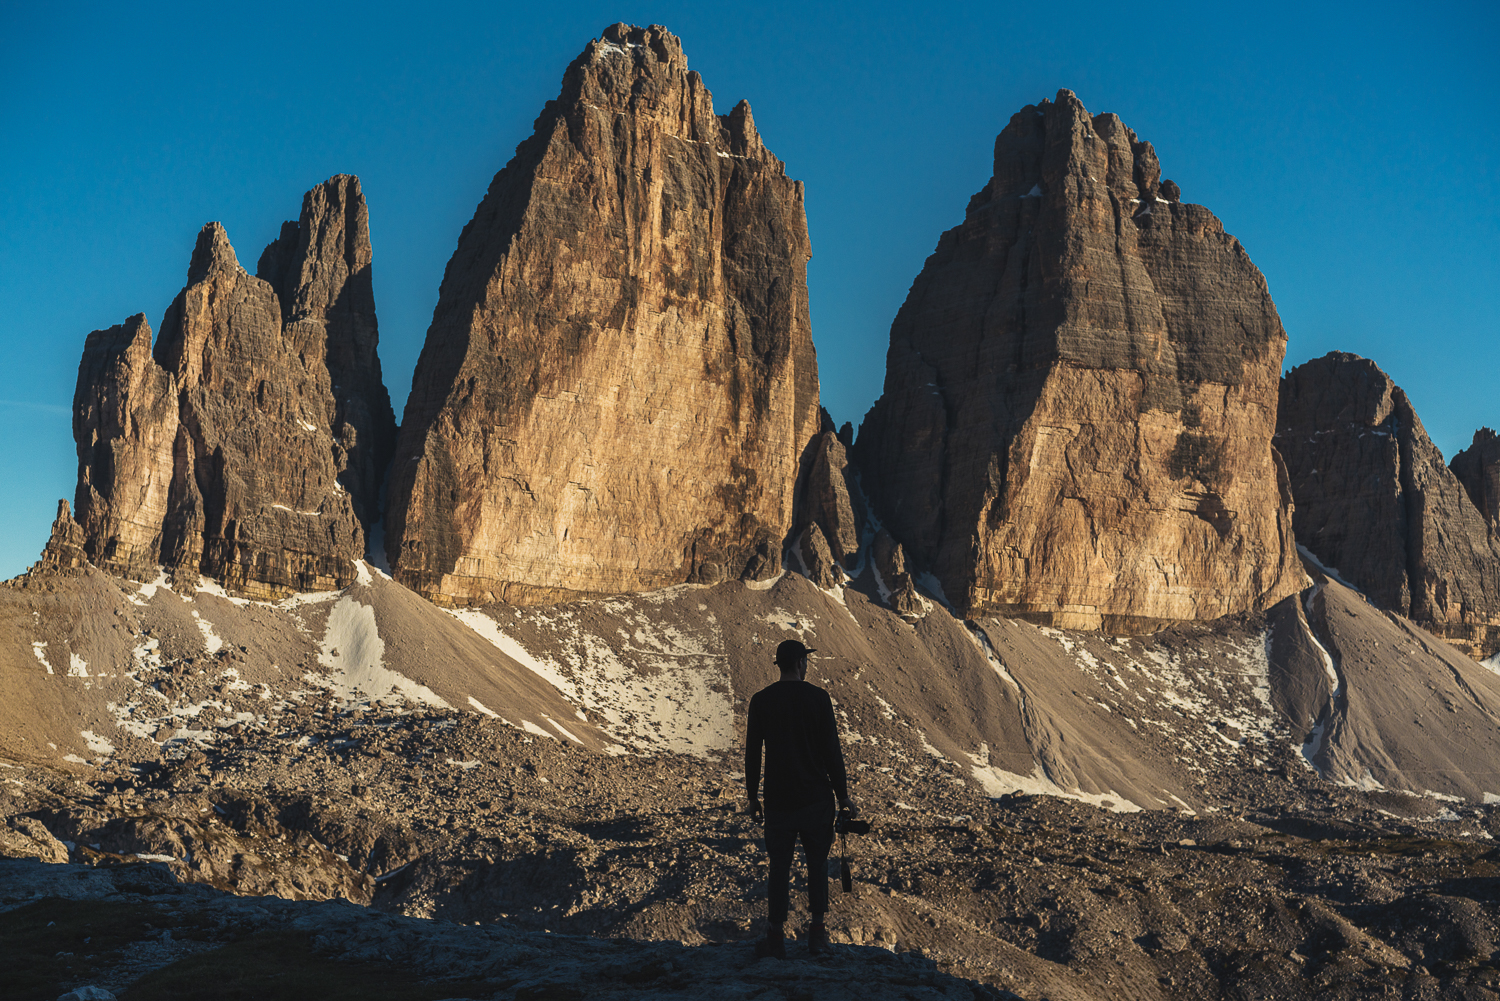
xmin=126 ymin=931 xmax=488 ymax=1001
xmin=0 ymin=898 xmax=181 ymax=1001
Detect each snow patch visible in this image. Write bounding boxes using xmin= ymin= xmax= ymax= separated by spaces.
xmin=81 ymin=731 xmax=114 ymax=755
xmin=915 ymin=572 xmax=952 ymax=609
xmin=192 ymin=611 xmax=224 ymax=654
xmin=313 ymin=597 xmax=450 ymax=708
xmin=31 ymin=642 xmax=53 ymax=674
xmin=546 ymin=716 xmax=585 ymax=744
xmin=276 ymin=588 xmax=343 ymax=610
xmin=196 ymin=577 xmax=251 ymax=606
xmin=467 ymin=696 xmax=501 ymax=719
xmin=760 ymin=608 xmax=816 ymax=637
xmin=1298 ymin=544 xmax=1359 ymax=591
xmin=453 ymin=606 xmax=734 ymax=758
xmin=968 ymin=757 xmax=1142 ymax=813
xmin=130 ymin=570 xmax=173 ymax=605
xmin=68 ymin=653 xmax=89 ymax=678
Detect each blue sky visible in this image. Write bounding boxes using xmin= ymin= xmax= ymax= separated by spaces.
xmin=1 ymin=1 xmax=1495 ymax=579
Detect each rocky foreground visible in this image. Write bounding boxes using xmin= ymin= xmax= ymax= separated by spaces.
xmin=7 ymin=686 xmax=1500 ymax=1001
xmin=9 ymin=538 xmax=1500 ymax=998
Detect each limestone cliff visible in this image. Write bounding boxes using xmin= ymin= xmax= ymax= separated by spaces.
xmin=1277 ymin=353 xmax=1500 ymax=658
xmin=855 ymin=90 xmax=1303 ymax=629
xmin=70 ymin=177 xmax=394 ymax=596
xmin=255 ymin=175 xmax=396 ymax=527
xmin=384 ymin=23 xmax=819 ymax=605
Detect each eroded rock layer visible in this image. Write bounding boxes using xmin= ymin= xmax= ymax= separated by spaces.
xmin=256 ymin=175 xmax=397 ymax=528
xmin=385 ymin=23 xmax=819 ymax=605
xmin=1276 ymin=352 xmax=1500 ymax=658
xmin=71 ymin=177 xmax=394 ymax=597
xmin=855 ymin=90 xmax=1302 ymax=629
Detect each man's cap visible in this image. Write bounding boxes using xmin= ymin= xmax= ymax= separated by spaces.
xmin=775 ymin=639 xmax=817 ymax=666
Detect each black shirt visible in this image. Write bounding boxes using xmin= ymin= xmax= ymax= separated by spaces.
xmin=745 ymin=678 xmax=849 ymax=813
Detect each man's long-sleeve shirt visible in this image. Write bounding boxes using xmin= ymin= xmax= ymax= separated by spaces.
xmin=744 ymin=678 xmax=849 ymax=813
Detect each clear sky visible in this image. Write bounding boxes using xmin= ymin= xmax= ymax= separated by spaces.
xmin=1 ymin=1 xmax=1495 ymax=579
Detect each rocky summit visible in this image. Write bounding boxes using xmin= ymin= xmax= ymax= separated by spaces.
xmin=384 ymin=22 xmax=819 ymax=607
xmin=856 ymin=89 xmax=1303 ymax=630
xmin=69 ymin=176 xmax=394 ymax=599
xmin=1277 ymin=352 xmax=1500 ymax=658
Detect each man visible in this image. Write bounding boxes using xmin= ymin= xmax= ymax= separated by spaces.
xmin=744 ymin=638 xmax=858 ymax=959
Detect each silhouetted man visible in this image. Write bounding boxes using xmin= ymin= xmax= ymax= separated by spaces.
xmin=745 ymin=638 xmax=857 ymax=958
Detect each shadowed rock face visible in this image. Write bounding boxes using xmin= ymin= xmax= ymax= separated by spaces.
xmin=384 ymin=23 xmax=819 ymax=606
xmin=1277 ymin=352 xmax=1500 ymax=658
xmin=256 ymin=175 xmax=397 ymax=529
xmin=70 ymin=177 xmax=394 ymax=597
xmin=855 ymin=89 xmax=1303 ymax=629
xmin=1451 ymin=428 xmax=1500 ymax=527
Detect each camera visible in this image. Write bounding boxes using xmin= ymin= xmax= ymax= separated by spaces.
xmin=835 ymin=810 xmax=871 ymax=836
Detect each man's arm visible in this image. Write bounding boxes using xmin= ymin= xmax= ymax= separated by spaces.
xmin=820 ymin=692 xmax=852 ymax=812
xmin=744 ymin=697 xmax=763 ymax=816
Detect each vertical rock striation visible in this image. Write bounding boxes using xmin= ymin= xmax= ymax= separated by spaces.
xmin=256 ymin=175 xmax=397 ymax=527
xmin=855 ymin=90 xmax=1302 ymax=629
xmin=385 ymin=23 xmax=819 ymax=606
xmin=1277 ymin=352 xmax=1500 ymax=658
xmin=69 ymin=177 xmax=394 ymax=597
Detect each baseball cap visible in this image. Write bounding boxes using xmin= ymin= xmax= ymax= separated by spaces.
xmin=774 ymin=639 xmax=817 ymax=666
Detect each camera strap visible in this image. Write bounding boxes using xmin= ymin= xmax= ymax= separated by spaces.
xmin=839 ymin=816 xmax=853 ymax=893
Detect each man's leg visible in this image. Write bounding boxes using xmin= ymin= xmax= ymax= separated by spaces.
xmin=759 ymin=812 xmax=795 ymax=957
xmin=799 ymin=800 xmax=837 ymax=953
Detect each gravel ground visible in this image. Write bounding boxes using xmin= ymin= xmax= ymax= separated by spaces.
xmin=7 ymin=695 xmax=1500 ymax=1000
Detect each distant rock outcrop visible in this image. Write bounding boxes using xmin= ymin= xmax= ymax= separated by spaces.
xmin=384 ymin=23 xmax=819 ymax=606
xmin=32 ymin=500 xmax=89 ymax=575
xmin=69 ymin=177 xmax=394 ymax=597
xmin=855 ymin=89 xmax=1303 ymax=629
xmin=1277 ymin=352 xmax=1500 ymax=658
xmin=1451 ymin=428 xmax=1500 ymax=527
xmin=798 ymin=410 xmax=865 ymax=571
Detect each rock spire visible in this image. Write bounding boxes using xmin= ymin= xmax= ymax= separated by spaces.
xmin=1277 ymin=353 xmax=1500 ymax=658
xmin=69 ymin=176 xmax=395 ymax=597
xmin=855 ymin=90 xmax=1304 ymax=629
xmin=384 ymin=23 xmax=820 ymax=605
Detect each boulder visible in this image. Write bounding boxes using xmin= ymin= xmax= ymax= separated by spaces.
xmin=384 ymin=24 xmax=819 ymax=605
xmin=855 ymin=90 xmax=1303 ymax=629
xmin=1277 ymin=352 xmax=1500 ymax=658
xmin=1 ymin=815 xmax=69 ymax=864
xmin=57 ymin=988 xmax=117 ymax=1001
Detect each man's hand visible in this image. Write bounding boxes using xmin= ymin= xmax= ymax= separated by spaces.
xmin=745 ymin=797 xmax=762 ymax=818
xmin=839 ymin=796 xmax=859 ymax=820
